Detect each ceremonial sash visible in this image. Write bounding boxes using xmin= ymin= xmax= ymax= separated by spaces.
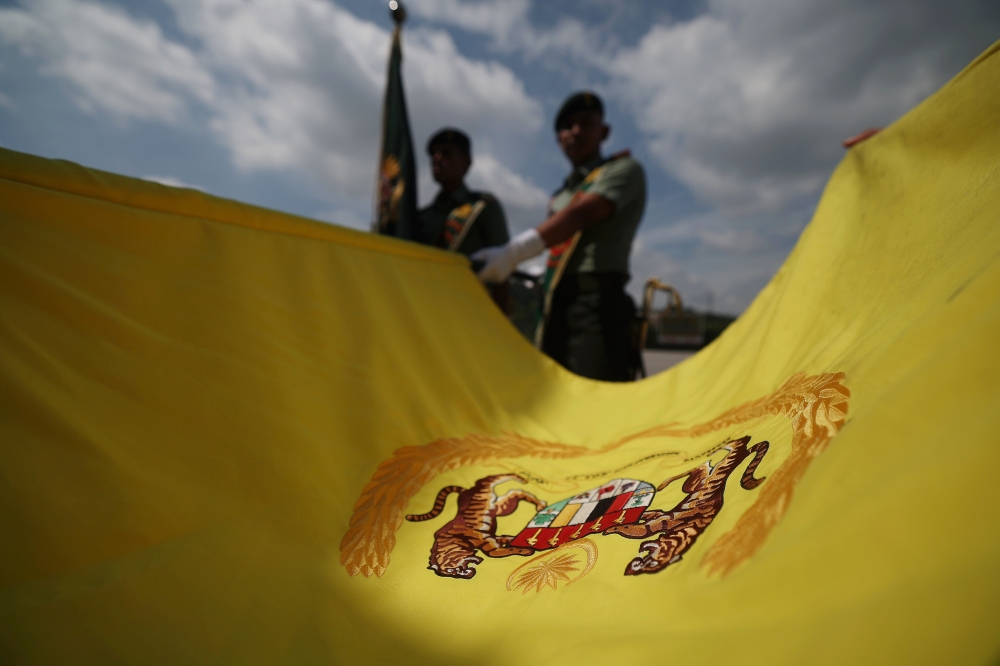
xmin=440 ymin=199 xmax=487 ymax=252
xmin=533 ymin=231 xmax=581 ymax=347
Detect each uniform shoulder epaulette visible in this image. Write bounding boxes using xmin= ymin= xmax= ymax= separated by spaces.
xmin=608 ymin=148 xmax=632 ymax=161
xmin=471 ymin=191 xmax=497 ymax=204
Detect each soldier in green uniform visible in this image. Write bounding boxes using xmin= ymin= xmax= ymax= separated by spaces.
xmin=418 ymin=128 xmax=509 ymax=256
xmin=473 ymin=92 xmax=646 ymax=381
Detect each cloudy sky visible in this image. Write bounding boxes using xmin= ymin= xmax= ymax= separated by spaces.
xmin=1 ymin=0 xmax=997 ymax=313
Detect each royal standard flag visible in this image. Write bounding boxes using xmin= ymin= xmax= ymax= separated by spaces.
xmin=373 ymin=22 xmax=419 ymax=240
xmin=1 ymin=41 xmax=999 ymax=666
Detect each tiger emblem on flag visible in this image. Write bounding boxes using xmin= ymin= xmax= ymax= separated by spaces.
xmin=342 ymin=372 xmax=850 ymax=587
xmin=405 ymin=435 xmax=769 ymax=579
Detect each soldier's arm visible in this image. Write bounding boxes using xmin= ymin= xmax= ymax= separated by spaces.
xmin=539 ymin=156 xmax=640 ymax=246
xmin=472 ymin=158 xmax=638 ymax=283
xmin=536 ymin=192 xmax=613 ymax=246
xmin=472 ymin=194 xmax=611 ymax=283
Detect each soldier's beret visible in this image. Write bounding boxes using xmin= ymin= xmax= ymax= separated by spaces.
xmin=427 ymin=128 xmax=471 ymax=157
xmin=554 ymin=91 xmax=604 ymax=131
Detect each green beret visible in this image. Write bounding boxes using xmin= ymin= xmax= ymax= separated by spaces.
xmin=554 ymin=91 xmax=604 ymax=131
xmin=427 ymin=128 xmax=471 ymax=157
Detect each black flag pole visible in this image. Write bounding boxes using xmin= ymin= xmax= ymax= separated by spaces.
xmin=372 ymin=1 xmax=419 ymax=240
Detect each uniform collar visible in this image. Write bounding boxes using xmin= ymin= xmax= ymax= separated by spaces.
xmin=564 ymin=153 xmax=605 ymax=189
xmin=434 ymin=182 xmax=472 ymax=208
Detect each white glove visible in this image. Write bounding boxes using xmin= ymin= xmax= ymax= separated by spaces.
xmin=471 ymin=228 xmax=546 ymax=283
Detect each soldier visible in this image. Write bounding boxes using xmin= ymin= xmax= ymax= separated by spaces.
xmin=473 ymin=92 xmax=646 ymax=381
xmin=418 ymin=128 xmax=509 ymax=256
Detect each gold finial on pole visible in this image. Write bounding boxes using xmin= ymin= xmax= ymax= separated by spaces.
xmin=389 ymin=1 xmax=407 ymax=25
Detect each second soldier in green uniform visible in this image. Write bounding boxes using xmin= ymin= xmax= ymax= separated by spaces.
xmin=418 ymin=128 xmax=509 ymax=256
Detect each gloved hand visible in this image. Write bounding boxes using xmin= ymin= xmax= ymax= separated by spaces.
xmin=471 ymin=228 xmax=546 ymax=283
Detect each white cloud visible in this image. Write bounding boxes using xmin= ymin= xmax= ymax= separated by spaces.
xmin=4 ymin=0 xmax=996 ymax=314
xmin=163 ymin=0 xmax=388 ymax=186
xmin=408 ymin=0 xmax=997 ymax=220
xmin=0 ymin=0 xmax=214 ymax=123
xmin=465 ymin=152 xmax=548 ymax=233
xmin=407 ymin=0 xmax=601 ymax=66
xmin=406 ymin=0 xmax=530 ymax=46
xmin=405 ymin=26 xmax=542 ymax=138
xmin=0 ymin=0 xmax=545 ymax=230
xmin=609 ymin=0 xmax=999 ymax=212
xmin=182 ymin=0 xmax=545 ymax=228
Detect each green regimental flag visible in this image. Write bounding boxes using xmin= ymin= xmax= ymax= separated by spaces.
xmin=374 ymin=25 xmax=419 ymax=240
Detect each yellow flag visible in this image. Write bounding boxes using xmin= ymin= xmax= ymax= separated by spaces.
xmin=2 ymin=42 xmax=999 ymax=666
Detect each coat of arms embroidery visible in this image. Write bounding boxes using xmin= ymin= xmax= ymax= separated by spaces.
xmin=340 ymin=372 xmax=850 ymax=588
xmin=405 ymin=435 xmax=768 ymax=579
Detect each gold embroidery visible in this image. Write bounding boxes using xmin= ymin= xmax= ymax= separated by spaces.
xmin=564 ymin=450 xmax=680 ymax=481
xmin=506 ymin=539 xmax=598 ymax=594
xmin=378 ymin=156 xmax=405 ymax=225
xmin=445 ymin=199 xmax=486 ymax=252
xmin=452 ymin=203 xmax=473 ymax=218
xmin=582 ymin=166 xmax=604 ymax=186
xmin=339 ymin=372 xmax=849 ymax=579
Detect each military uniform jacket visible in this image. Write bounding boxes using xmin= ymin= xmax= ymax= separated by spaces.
xmin=418 ymin=184 xmax=509 ymax=256
xmin=549 ymin=152 xmax=646 ymax=276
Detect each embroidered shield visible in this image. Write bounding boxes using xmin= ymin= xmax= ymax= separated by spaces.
xmin=509 ymin=478 xmax=655 ymax=550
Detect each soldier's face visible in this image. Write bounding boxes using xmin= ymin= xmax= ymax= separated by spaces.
xmin=557 ymin=111 xmax=609 ymax=166
xmin=430 ymin=144 xmax=471 ymax=188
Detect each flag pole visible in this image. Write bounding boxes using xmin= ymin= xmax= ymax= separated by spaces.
xmin=371 ymin=1 xmax=410 ymax=234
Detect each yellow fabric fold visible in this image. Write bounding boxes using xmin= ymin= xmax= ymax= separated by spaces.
xmin=1 ymin=41 xmax=998 ymax=665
